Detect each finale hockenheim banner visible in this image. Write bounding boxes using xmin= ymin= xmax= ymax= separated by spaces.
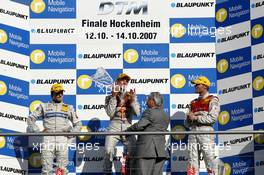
xmin=0 ymin=0 xmax=263 ymax=174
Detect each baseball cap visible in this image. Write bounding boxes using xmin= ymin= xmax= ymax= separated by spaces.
xmin=191 ymin=76 xmax=211 ymax=87
xmin=50 ymin=83 xmax=65 ymax=93
xmin=117 ymin=73 xmax=131 ymax=81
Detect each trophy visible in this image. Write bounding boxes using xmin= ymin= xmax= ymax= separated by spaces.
xmin=116 ymin=90 xmax=134 ymax=121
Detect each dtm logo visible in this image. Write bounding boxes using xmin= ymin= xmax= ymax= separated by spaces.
xmin=223 ymin=163 xmax=232 ymax=175
xmin=253 ymin=76 xmax=264 ymax=91
xmin=171 ymin=74 xmax=186 ymax=89
xmin=0 ymin=29 xmax=8 ymax=44
xmin=30 ymin=0 xmax=46 ymax=14
xmin=252 ymin=24 xmax=263 ymax=39
xmin=30 ymin=100 xmax=43 ymax=113
xmin=98 ymin=1 xmax=147 ymax=15
xmin=77 ymin=75 xmax=93 ymax=89
xmin=254 ymin=129 xmax=264 ymax=144
xmin=0 ymin=136 xmax=6 ymax=149
xmin=30 ymin=49 xmax=46 ymax=64
xmin=218 ymin=111 xmax=230 ymax=125
xmin=172 ymin=125 xmax=186 ymax=141
xmin=124 ymin=49 xmax=139 ymax=63
xmin=170 ymin=23 xmax=186 ymax=38
xmin=29 ymin=152 xmax=42 ymax=168
xmin=216 ymin=8 xmax=228 ymax=23
xmin=217 ymin=59 xmax=229 ymax=73
xmin=0 ymin=81 xmax=7 ymax=96
xmin=79 ymin=126 xmax=92 ymax=141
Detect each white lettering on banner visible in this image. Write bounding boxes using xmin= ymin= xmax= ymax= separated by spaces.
xmin=47 ymin=0 xmax=75 ymax=14
xmin=232 ymin=161 xmax=249 ymax=175
xmin=8 ymin=32 xmax=29 ymax=49
xmin=9 ymin=33 xmax=22 ymax=41
xmin=228 ymin=5 xmax=250 ymax=20
xmin=141 ymin=56 xmax=168 ymax=63
xmin=8 ymin=90 xmax=28 ymax=100
xmin=48 ymin=57 xmax=75 ymax=64
xmin=48 ymin=7 xmax=75 ymax=14
xmin=48 ymin=0 xmax=65 ymax=6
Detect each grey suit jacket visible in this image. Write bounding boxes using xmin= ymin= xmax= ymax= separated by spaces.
xmin=126 ymin=107 xmax=170 ymax=158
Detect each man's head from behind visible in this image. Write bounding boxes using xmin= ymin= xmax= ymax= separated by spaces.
xmin=50 ymin=83 xmax=65 ymax=103
xmin=191 ymin=76 xmax=210 ymax=94
xmin=147 ymin=92 xmax=163 ymax=108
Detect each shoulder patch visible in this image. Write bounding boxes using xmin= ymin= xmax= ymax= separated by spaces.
xmin=61 ymin=104 xmax=69 ymax=112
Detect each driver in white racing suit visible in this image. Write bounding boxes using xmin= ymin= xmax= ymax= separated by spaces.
xmin=185 ymin=76 xmax=220 ymax=175
xmin=27 ymin=83 xmax=81 ymax=175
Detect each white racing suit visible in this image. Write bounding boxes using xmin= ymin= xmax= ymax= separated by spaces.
xmin=27 ymin=102 xmax=81 ymax=175
xmin=103 ymin=92 xmax=140 ymax=174
xmin=185 ymin=92 xmax=220 ymax=175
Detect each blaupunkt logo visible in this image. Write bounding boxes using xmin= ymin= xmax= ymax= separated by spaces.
xmin=172 ymin=125 xmax=186 ymax=141
xmin=77 ymin=75 xmax=93 ymax=90
xmin=170 ymin=23 xmax=186 ymax=38
xmin=30 ymin=100 xmax=43 ymax=113
xmin=252 ymin=24 xmax=263 ymax=39
xmin=0 ymin=81 xmax=7 ymax=95
xmin=254 ymin=129 xmax=264 ymax=144
xmin=0 ymin=29 xmax=8 ymax=44
xmin=0 ymin=136 xmax=6 ymax=149
xmin=217 ymin=59 xmax=229 ymax=73
xmin=78 ymin=104 xmax=105 ymax=110
xmin=30 ymin=49 xmax=46 ymax=64
xmin=218 ymin=111 xmax=230 ymax=125
xmin=170 ymin=74 xmax=186 ymax=89
xmin=29 ymin=152 xmax=42 ymax=168
xmin=216 ymin=8 xmax=228 ymax=23
xmin=124 ymin=49 xmax=139 ymax=63
xmin=253 ymin=76 xmax=264 ymax=91
xmin=30 ymin=0 xmax=46 ymax=14
xmin=218 ymin=83 xmax=251 ymax=95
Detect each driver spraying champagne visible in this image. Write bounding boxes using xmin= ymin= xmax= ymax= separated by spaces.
xmin=103 ymin=73 xmax=140 ymax=175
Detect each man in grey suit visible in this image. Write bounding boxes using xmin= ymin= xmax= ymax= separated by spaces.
xmin=126 ymin=92 xmax=170 ymax=175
